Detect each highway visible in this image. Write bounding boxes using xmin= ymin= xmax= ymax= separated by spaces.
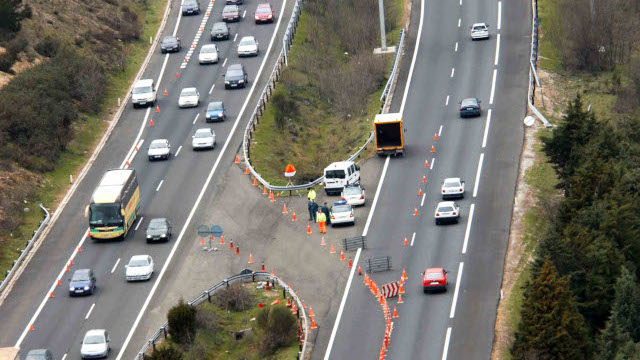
xmin=0 ymin=0 xmax=293 ymax=358
xmin=323 ymin=0 xmax=529 ymax=358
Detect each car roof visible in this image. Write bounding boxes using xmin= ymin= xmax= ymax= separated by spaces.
xmin=150 ymin=138 xmax=168 ymax=144
xmin=202 ymin=44 xmax=217 ymax=49
xmin=85 ymin=329 xmax=106 ymax=337
xmin=181 ymin=87 xmax=197 ymax=92
xmin=208 ymin=101 xmax=223 ymax=108
xmin=443 ymin=177 xmax=461 ymax=183
xmin=163 ymin=35 xmax=177 ymax=40
xmin=213 ymin=22 xmax=227 ymax=27
xmin=472 ymin=23 xmax=487 ymax=27
xmin=240 ymin=36 xmax=256 ymax=42
xmin=195 ymin=128 xmax=212 ymax=134
xmin=426 ymin=267 xmax=444 ymax=273
xmin=258 ymin=3 xmax=271 ymax=7
xmin=135 ymin=79 xmax=153 ymax=87
xmin=150 ymin=217 xmax=167 ymax=223
xmin=437 ymin=201 xmax=456 ymax=207
xmin=130 ymin=255 xmax=150 ymax=261
xmin=324 ymin=161 xmax=355 ymax=170
xmin=27 ymin=349 xmax=50 ymax=355
xmin=228 ymin=63 xmax=243 ymax=70
xmin=73 ymin=268 xmax=91 ymax=275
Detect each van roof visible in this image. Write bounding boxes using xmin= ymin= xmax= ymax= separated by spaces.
xmin=135 ymin=79 xmax=154 ymax=87
xmin=324 ymin=161 xmax=354 ymax=171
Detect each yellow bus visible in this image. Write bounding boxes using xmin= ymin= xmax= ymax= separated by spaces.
xmin=85 ymin=169 xmax=140 ymax=239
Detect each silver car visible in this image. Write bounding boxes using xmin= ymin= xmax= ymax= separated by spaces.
xmin=471 ymin=23 xmax=489 ymax=40
xmin=192 ymin=128 xmax=216 ymax=150
xmin=330 ymin=201 xmax=355 ymax=226
xmin=341 ymin=185 xmax=365 ymax=206
xmin=80 ymin=329 xmax=110 ymax=359
xmin=147 ymin=139 xmax=171 ymax=160
xmin=125 ymin=255 xmax=154 ymax=282
xmin=199 ymin=44 xmax=219 ymax=64
xmin=178 ymin=87 xmax=200 ymax=108
xmin=237 ymin=36 xmax=259 ymax=57
xmin=434 ymin=201 xmax=460 ymax=225
xmin=441 ymin=178 xmax=465 ymax=199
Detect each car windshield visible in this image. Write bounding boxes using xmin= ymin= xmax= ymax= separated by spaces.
xmin=213 ymin=23 xmax=226 ymax=31
xmin=129 ymin=258 xmax=148 ymax=267
xmin=343 ymin=187 xmax=361 ymax=195
xmin=208 ymin=102 xmax=223 ymax=111
xmin=444 ymin=180 xmax=460 ymax=187
xmin=84 ymin=335 xmax=105 ymax=344
xmin=239 ymin=38 xmax=255 ymax=46
xmin=223 ymin=6 xmax=236 ymax=13
xmin=90 ymin=203 xmax=122 ymax=226
xmin=438 ymin=206 xmax=454 ymax=212
xmin=162 ymin=36 xmax=176 ymax=43
xmin=184 ymin=0 xmax=197 ymax=5
xmin=257 ymin=6 xmax=270 ymax=13
xmin=181 ymin=89 xmax=197 ymax=96
xmin=227 ymin=69 xmax=243 ymax=77
xmin=426 ymin=272 xmax=442 ymax=280
xmin=461 ymin=99 xmax=477 ymax=107
xmin=133 ymin=85 xmax=152 ymax=94
xmin=325 ymin=170 xmax=345 ymax=179
xmin=332 ymin=205 xmax=351 ymax=213
xmin=195 ymin=130 xmax=211 ymax=138
xmin=473 ymin=25 xmax=486 ymax=31
xmin=150 ymin=141 xmax=167 ymax=149
xmin=201 ymin=45 xmax=217 ymax=53
xmin=148 ymin=219 xmax=166 ymax=230
xmin=72 ymin=271 xmax=91 ymax=281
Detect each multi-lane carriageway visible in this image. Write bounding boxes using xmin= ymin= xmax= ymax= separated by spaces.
xmin=0 ymin=0 xmax=294 ymax=358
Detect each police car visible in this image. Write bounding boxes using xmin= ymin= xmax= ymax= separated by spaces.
xmin=330 ymin=201 xmax=355 ymax=227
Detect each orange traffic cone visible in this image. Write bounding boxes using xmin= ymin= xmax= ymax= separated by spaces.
xmin=29 ymin=324 xmax=34 ymax=331
xmin=235 ymin=246 xmax=240 ymax=255
xmin=292 ymin=211 xmax=297 ymax=222
xmin=149 ymin=118 xmax=155 ymax=126
xmin=286 ymin=297 xmax=292 ymax=307
xmin=271 ymin=298 xmax=280 ymax=305
xmin=425 ymin=159 xmax=429 ymax=167
xmin=262 ymin=186 xmax=267 ymax=195
xmin=413 ymin=208 xmax=418 ymax=216
xmin=156 ymin=105 xmax=160 ymax=113
xmin=70 ymin=259 xmax=73 ymax=266
xmin=418 ymin=188 xmax=423 ymax=196
xmin=49 ymin=292 xmax=54 ymax=298
xmin=339 ymin=249 xmax=345 ymax=261
xmin=358 ymin=265 xmax=362 ymax=275
xmin=234 ymin=153 xmax=240 ymax=164
xmin=311 ymin=318 xmax=318 ymax=329
xmin=245 ymin=167 xmax=250 ymax=175
xmin=404 ymin=237 xmax=408 ymax=246
xmin=261 ymin=262 xmax=265 ymax=272
xmin=175 ymin=72 xmax=179 ymax=78
xmin=348 ymin=257 xmax=353 ymax=268
xmin=220 ymin=235 xmax=225 ymax=245
xmin=164 ymin=88 xmax=168 ymax=96
xmin=393 ymin=306 xmax=399 ymax=318
xmin=434 ymin=133 xmax=438 ymax=140
xmin=248 ymin=253 xmax=253 ymax=264
xmin=398 ymin=293 xmax=404 ymax=304
xmin=57 ymin=279 xmax=61 ymax=286
xmin=329 ymin=243 xmax=336 ymax=254
xmin=306 ymin=222 xmax=312 ymax=235
xmin=269 ymin=191 xmax=275 ymax=202
xmin=229 ymin=240 xmax=234 ymax=250
xmin=402 ymin=268 xmax=408 ymax=280
xmin=77 ymin=246 xmax=82 ymax=253
xmin=399 ymin=283 xmax=405 ymax=295
xmin=364 ymin=272 xmax=370 ymax=286
xmin=282 ymin=204 xmax=288 ymax=214
xmin=66 ymin=265 xmax=70 ymax=272
xmin=291 ymin=302 xmax=298 ymax=314
xmin=431 ymin=145 xmax=435 ymax=153
xmin=271 ymin=268 xmax=275 ymax=276
xmin=320 ymin=236 xmax=326 ymax=246
xmin=423 ymin=175 xmax=427 ymax=183
xmin=309 ymin=306 xmax=315 ymax=318
xmin=253 ymin=178 xmax=258 ymax=186
xmin=200 ymin=237 xmax=205 ymax=245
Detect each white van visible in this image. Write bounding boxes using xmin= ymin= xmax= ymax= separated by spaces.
xmin=131 ymin=79 xmax=157 ymax=108
xmin=323 ymin=161 xmax=360 ymax=195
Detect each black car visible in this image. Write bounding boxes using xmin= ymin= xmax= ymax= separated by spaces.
xmin=160 ymin=35 xmax=181 ymax=53
xmin=69 ymin=269 xmax=96 ymax=296
xmin=459 ymin=98 xmax=481 ymax=117
xmin=146 ymin=218 xmax=172 ymax=243
xmin=25 ymin=349 xmax=53 ymax=360
xmin=211 ymin=22 xmax=230 ymax=40
xmin=224 ymin=64 xmax=248 ymax=89
xmin=182 ymin=0 xmax=200 ymax=15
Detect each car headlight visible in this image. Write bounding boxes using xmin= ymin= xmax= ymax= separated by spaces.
xmin=225 ymin=80 xmax=230 ymax=84
xmin=70 ymin=287 xmax=75 ymax=291
xmin=147 ymin=235 xmax=152 ymax=239
xmin=255 ymin=16 xmax=260 ymax=20
xmin=239 ymin=79 xmax=245 ymax=83
xmin=161 ymin=234 xmax=167 ymax=238
xmin=84 ymin=286 xmax=90 ymax=290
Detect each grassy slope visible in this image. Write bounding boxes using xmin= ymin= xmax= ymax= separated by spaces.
xmin=0 ymin=0 xmax=166 ymax=279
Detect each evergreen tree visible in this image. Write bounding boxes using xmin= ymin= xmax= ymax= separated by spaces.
xmin=0 ymin=0 xmax=29 ymax=33
xmin=613 ymin=340 xmax=640 ymax=360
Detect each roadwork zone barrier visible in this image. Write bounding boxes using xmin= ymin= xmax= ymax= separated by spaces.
xmin=365 ymin=256 xmax=392 ymax=274
xmin=381 ymin=281 xmax=400 ymax=298
xmin=342 ymin=236 xmax=367 ymax=252
xmin=363 ymin=273 xmax=394 ymax=357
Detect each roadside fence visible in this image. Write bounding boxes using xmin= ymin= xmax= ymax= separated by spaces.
xmin=527 ymin=0 xmax=552 ymax=127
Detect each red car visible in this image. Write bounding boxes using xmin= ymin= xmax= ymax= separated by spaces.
xmin=255 ymin=3 xmax=275 ymax=23
xmin=422 ymin=268 xmax=448 ymax=293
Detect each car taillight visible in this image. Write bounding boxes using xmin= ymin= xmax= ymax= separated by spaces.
xmin=360 ymin=195 xmax=364 ymax=199
xmin=452 ymin=212 xmax=456 ymax=215
xmin=460 ymin=188 xmax=463 ymax=192
xmin=436 ymin=213 xmax=440 ymax=217
xmin=346 ymin=181 xmax=349 ymax=185
xmin=323 ymin=182 xmax=326 ymax=186
xmin=442 ymin=189 xmax=446 ymax=193
xmin=350 ymin=213 xmax=353 ymax=218
xmin=342 ymin=197 xmax=346 ymax=201
xmin=460 ymin=107 xmax=464 ymax=111
xmin=331 ymin=216 xmax=335 ymax=219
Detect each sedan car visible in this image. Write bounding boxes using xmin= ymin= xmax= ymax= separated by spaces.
xmin=80 ymin=329 xmax=110 ymax=359
xmin=224 ymin=64 xmax=248 ymax=89
xmin=434 ymin=201 xmax=460 ymax=225
xmin=25 ymin=349 xmax=53 ymax=360
xmin=222 ymin=5 xmax=241 ymax=22
xmin=147 ymin=139 xmax=171 ymax=160
xmin=126 ymin=255 xmax=154 ymax=281
xmin=441 ymin=177 xmax=465 ymax=199
xmin=198 ymin=44 xmax=220 ymax=64
xmin=330 ymin=200 xmax=355 ymax=227
xmin=146 ymin=218 xmax=172 ymax=243
xmin=182 ymin=0 xmax=200 ymax=15
xmin=459 ymin=98 xmax=481 ymax=117
xmin=422 ymin=268 xmax=448 ymax=293
xmin=226 ymin=0 xmax=243 ymax=4
xmin=68 ymin=269 xmax=96 ymax=296
xmin=205 ymin=101 xmax=226 ymax=122
xmin=255 ymin=3 xmax=275 ymax=23
xmin=192 ymin=128 xmax=216 ymax=150
xmin=237 ymin=36 xmax=259 ymax=57
xmin=341 ymin=184 xmax=365 ymax=206
xmin=178 ymin=87 xmax=200 ymax=108
xmin=160 ymin=35 xmax=181 ymax=53
xmin=211 ymin=22 xmax=230 ymax=40
xmin=470 ymin=22 xmax=489 ymax=40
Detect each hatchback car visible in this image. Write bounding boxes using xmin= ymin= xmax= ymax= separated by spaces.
xmin=224 ymin=64 xmax=248 ymax=89
xmin=441 ymin=177 xmax=465 ymax=199
xmin=179 ymin=87 xmax=200 ymax=108
xmin=422 ymin=268 xmax=448 ymax=293
xmin=80 ymin=329 xmax=110 ymax=359
xmin=147 ymin=139 xmax=171 ymax=160
xmin=341 ymin=184 xmax=365 ymax=206
xmin=434 ymin=201 xmax=460 ymax=225
xmin=126 ymin=255 xmax=154 ymax=281
xmin=146 ymin=218 xmax=172 ymax=243
xmin=255 ymin=3 xmax=275 ymax=23
xmin=25 ymin=349 xmax=53 ymax=360
xmin=222 ymin=5 xmax=241 ymax=22
xmin=330 ymin=201 xmax=355 ymax=226
xmin=69 ymin=269 xmax=96 ymax=296
xmin=192 ymin=128 xmax=216 ymax=150
xmin=237 ymin=36 xmax=259 ymax=57
xmin=198 ymin=44 xmax=219 ymax=64
xmin=205 ymin=101 xmax=226 ymax=122
xmin=160 ymin=35 xmax=181 ymax=53
xmin=211 ymin=22 xmax=230 ymax=40
xmin=182 ymin=0 xmax=200 ymax=15
xmin=471 ymin=22 xmax=489 ymax=40
xmin=459 ymin=98 xmax=481 ymax=117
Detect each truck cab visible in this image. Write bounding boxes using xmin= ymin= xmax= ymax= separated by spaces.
xmin=374 ymin=113 xmax=404 ymax=156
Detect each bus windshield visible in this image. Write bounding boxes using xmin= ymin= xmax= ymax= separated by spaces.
xmin=90 ymin=203 xmax=123 ymax=227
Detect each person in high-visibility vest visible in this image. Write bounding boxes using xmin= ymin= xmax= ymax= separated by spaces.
xmin=317 ymin=210 xmax=327 ymax=234
xmin=308 ymin=188 xmax=316 ymax=202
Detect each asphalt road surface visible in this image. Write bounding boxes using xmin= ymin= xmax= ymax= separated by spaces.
xmin=323 ymin=0 xmax=529 ymax=359
xmin=0 ymin=0 xmax=293 ymax=358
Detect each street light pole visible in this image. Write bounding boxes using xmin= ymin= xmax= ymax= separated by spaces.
xmin=378 ymin=0 xmax=387 ymax=50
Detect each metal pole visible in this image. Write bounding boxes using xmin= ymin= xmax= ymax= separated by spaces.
xmin=378 ymin=0 xmax=387 ymax=50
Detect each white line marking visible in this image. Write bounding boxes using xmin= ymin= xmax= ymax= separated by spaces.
xmin=494 ymin=34 xmax=500 ymax=65
xmin=115 ymin=0 xmax=289 ymax=355
xmin=120 ymin=108 xmax=151 ymax=168
xmin=61 ymin=354 xmax=67 ymax=360
xmin=458 ymin=18 xmax=461 ymax=27
xmin=450 ymin=68 xmax=455 ymax=78
xmin=482 ymin=109 xmax=491 ymax=148
xmin=473 ymin=153 xmax=484 ymax=197
xmin=438 ymin=125 xmax=443 ymax=136
xmin=172 ymin=9 xmax=183 ymax=37
xmin=399 ymin=0 xmax=425 ymax=114
xmin=445 ymin=95 xmax=449 ymax=106
xmin=363 ymin=155 xmax=390 ymax=236
xmin=85 ymin=303 xmax=96 ymax=320
xmin=222 ymin=58 xmax=227 ymax=67
xmin=136 ymin=139 xmax=144 ymax=151
xmin=134 ymin=216 xmax=144 ymax=231
xmin=410 ymin=232 xmax=416 ymax=246
xmin=489 ymin=69 xmax=497 ymax=104
xmin=192 ymin=113 xmax=200 ymax=124
xmin=421 ymin=193 xmax=426 ymax=207
xmin=156 ymin=180 xmax=164 ymax=192
xmin=442 ymin=327 xmax=452 ymax=360
xmin=175 ymin=145 xmax=183 ymax=157
xmin=111 ymin=258 xmax=121 ymax=274
xmin=242 ymin=10 xmax=246 ymax=18
xmin=455 ymin=42 xmax=458 ymax=52
xmin=462 ymin=204 xmax=474 ymax=253
xmin=430 ymin=158 xmax=435 ymax=170
xmin=233 ymin=33 xmax=238 ymax=42
xmin=497 ymin=1 xmax=502 ymax=30
xmin=209 ymin=83 xmax=215 ymax=94
xmin=449 ymin=262 xmax=464 ymax=318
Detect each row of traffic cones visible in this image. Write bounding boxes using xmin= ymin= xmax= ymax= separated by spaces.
xmin=363 ymin=273 xmax=395 ymax=358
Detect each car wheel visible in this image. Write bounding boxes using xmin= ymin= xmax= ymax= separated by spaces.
xmin=435 ymin=219 xmax=440 ymax=225
xmin=149 ymin=156 xmax=153 ymax=161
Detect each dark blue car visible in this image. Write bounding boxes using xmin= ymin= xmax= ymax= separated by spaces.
xmin=182 ymin=0 xmax=200 ymax=15
xmin=69 ymin=269 xmax=96 ymax=296
xmin=459 ymin=98 xmax=481 ymax=117
xmin=205 ymin=101 xmax=226 ymax=122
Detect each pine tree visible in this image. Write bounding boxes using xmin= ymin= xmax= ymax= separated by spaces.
xmin=511 ymin=260 xmax=590 ymax=360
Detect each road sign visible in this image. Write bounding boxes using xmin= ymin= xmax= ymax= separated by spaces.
xmin=210 ymin=225 xmax=223 ymax=237
xmin=381 ymin=281 xmax=399 ymax=298
xmin=197 ymin=225 xmax=210 ymax=237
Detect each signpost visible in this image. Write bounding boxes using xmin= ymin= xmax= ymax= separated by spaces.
xmin=198 ymin=225 xmax=223 ymax=251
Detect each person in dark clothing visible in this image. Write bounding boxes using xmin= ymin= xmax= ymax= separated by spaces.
xmin=321 ymin=202 xmax=331 ymax=224
xmin=310 ymin=201 xmax=319 ymax=222
xmin=308 ymin=200 xmax=315 ymax=221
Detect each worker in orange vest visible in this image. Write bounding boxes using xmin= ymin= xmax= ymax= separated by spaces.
xmin=317 ymin=210 xmax=327 ymax=234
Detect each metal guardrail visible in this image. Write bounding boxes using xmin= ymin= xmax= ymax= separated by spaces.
xmin=0 ymin=204 xmax=50 ymax=294
xmin=135 ymin=272 xmax=309 ymax=360
xmin=380 ymin=29 xmax=406 ymax=106
xmin=527 ymin=0 xmax=552 ymax=128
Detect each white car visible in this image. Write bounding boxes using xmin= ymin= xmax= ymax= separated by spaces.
xmin=330 ymin=201 xmax=355 ymax=226
xmin=125 ymin=255 xmax=154 ymax=281
xmin=198 ymin=44 xmax=219 ymax=64
xmin=435 ymin=201 xmax=460 ymax=225
xmin=131 ymin=78 xmax=156 ymax=108
xmin=441 ymin=178 xmax=465 ymax=199
xmin=341 ymin=184 xmax=365 ymax=206
xmin=178 ymin=87 xmax=200 ymax=108
xmin=192 ymin=128 xmax=216 ymax=150
xmin=237 ymin=36 xmax=259 ymax=57
xmin=471 ymin=23 xmax=489 ymax=40
xmin=147 ymin=139 xmax=171 ymax=160
xmin=80 ymin=329 xmax=110 ymax=359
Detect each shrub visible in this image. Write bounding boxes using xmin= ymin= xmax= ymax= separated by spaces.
xmin=34 ymin=35 xmax=60 ymax=57
xmin=0 ymin=0 xmax=28 ymax=34
xmin=271 ymin=90 xmax=298 ymax=130
xmin=195 ymin=307 xmax=220 ymax=333
xmin=256 ymin=304 xmax=297 ymax=355
xmin=215 ymin=284 xmax=253 ymax=311
xmin=167 ymin=300 xmax=197 ymax=345
xmin=149 ymin=344 xmax=184 ymax=360
xmin=0 ymin=49 xmax=17 ymax=72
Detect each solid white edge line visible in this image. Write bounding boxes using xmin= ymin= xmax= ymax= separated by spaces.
xmin=497 ymin=1 xmax=502 ymax=30
xmin=323 ymin=248 xmax=362 ymax=360
xmin=172 ymin=1 xmax=184 ymax=37
xmin=410 ymin=232 xmax=416 ymax=246
xmin=209 ymin=83 xmax=215 ymax=94
xmin=482 ymin=109 xmax=491 ymax=148
xmin=430 ymin=158 xmax=435 ymax=170
xmin=120 ymin=108 xmax=151 ymax=168
xmin=473 ymin=153 xmax=484 ymax=197
xmin=115 ymin=0 xmax=289 ymax=355
xmin=134 ymin=216 xmax=144 ymax=231
xmin=420 ymin=193 xmax=426 ymax=207
xmin=489 ymin=68 xmax=497 ymax=104
xmin=175 ymin=145 xmax=182 ymax=157
xmin=156 ymin=180 xmax=164 ymax=192
xmin=439 ymin=125 xmax=443 ymax=136
xmin=449 ymin=262 xmax=464 ymax=318
xmin=399 ymin=0 xmax=425 ymax=114
xmin=363 ymin=155 xmax=390 ymax=237
xmin=111 ymin=258 xmax=121 ymax=274
xmin=85 ymin=303 xmax=96 ymax=320
xmin=461 ymin=204 xmax=474 ymax=253
xmin=494 ymin=34 xmax=500 ymax=66
xmin=192 ymin=113 xmax=200 ymax=124
xmin=61 ymin=354 xmax=67 ymax=360
xmin=445 ymin=95 xmax=449 ymax=106
xmin=442 ymin=327 xmax=453 ymax=360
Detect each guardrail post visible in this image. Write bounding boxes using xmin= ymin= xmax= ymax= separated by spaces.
xmin=206 ymin=290 xmax=211 ymax=302
xmin=162 ymin=326 xmax=167 ymax=339
xmin=252 ymin=272 xmax=255 ymax=282
xmin=150 ymin=340 xmax=156 ymax=352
